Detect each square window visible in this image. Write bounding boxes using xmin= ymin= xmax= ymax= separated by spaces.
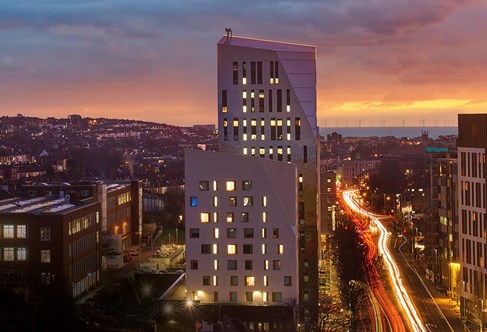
xmin=229 ymin=197 xmax=237 ymax=207
xmin=3 ymin=225 xmax=14 ymax=238
xmin=273 ymin=260 xmax=281 ymax=270
xmin=244 ymin=228 xmax=254 ymax=238
xmin=226 ymin=213 xmax=234 ymax=223
xmin=242 ymin=180 xmax=252 ymax=191
xmin=17 ymin=248 xmax=27 ymax=261
xmin=203 ymin=276 xmax=210 ymax=286
xmin=4 ymin=247 xmax=14 ymax=261
xmin=243 ymin=244 xmax=253 ymax=254
xmin=241 ymin=212 xmax=249 ymax=222
xmin=284 ymin=276 xmax=292 ymax=286
xmin=231 ymin=276 xmax=238 ymax=286
xmin=226 ymin=181 xmax=236 ymax=191
xmin=199 ymin=181 xmax=209 ymax=191
xmin=304 ymin=274 xmax=309 ymax=282
xmin=245 ymin=260 xmax=253 ymax=270
xmin=191 ymin=260 xmax=198 ymax=270
xmin=229 ymin=292 xmax=237 ymax=302
xmin=243 ymin=196 xmax=253 ymax=207
xmin=227 ymin=228 xmax=237 ymax=238
xmin=190 ymin=228 xmax=200 ymax=238
xmin=245 ymin=276 xmax=255 ymax=286
xmin=41 ymin=250 xmax=51 ymax=263
xmin=227 ymin=260 xmax=237 ymax=270
xmin=200 ymin=212 xmax=210 ymax=223
xmin=190 ymin=197 xmax=198 ymax=207
xmin=273 ymin=228 xmax=279 ymax=238
xmin=201 ymin=244 xmax=211 ymax=254
xmin=17 ymin=225 xmax=27 ymax=239
xmin=245 ymin=292 xmax=253 ymax=302
xmin=272 ymin=292 xmax=282 ymax=302
xmin=227 ymin=245 xmax=237 ymax=255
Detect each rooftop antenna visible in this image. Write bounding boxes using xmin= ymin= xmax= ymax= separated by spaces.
xmin=225 ymin=28 xmax=233 ymax=43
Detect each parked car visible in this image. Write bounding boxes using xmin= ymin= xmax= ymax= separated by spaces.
xmin=175 ymin=270 xmax=184 ymax=274
xmin=158 ymin=269 xmax=168 ymax=274
xmin=139 ymin=266 xmax=156 ymax=274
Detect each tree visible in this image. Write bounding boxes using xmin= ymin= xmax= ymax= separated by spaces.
xmin=342 ymin=280 xmax=369 ymax=332
xmin=162 ymin=186 xmax=185 ymax=228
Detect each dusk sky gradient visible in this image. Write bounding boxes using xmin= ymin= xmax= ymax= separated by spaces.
xmin=1 ymin=0 xmax=487 ymax=127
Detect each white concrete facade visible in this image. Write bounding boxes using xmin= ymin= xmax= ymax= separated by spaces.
xmin=185 ymin=149 xmax=298 ymax=305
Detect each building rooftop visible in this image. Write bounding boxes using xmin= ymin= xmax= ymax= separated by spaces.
xmin=0 ymin=196 xmax=92 ymax=215
xmin=218 ymin=35 xmax=315 ymax=53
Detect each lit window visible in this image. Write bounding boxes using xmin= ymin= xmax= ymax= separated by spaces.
xmin=262 ymin=196 xmax=267 ymax=207
xmin=245 ymin=292 xmax=253 ymax=302
xmin=229 ymin=197 xmax=237 ymax=207
xmin=190 ymin=197 xmax=198 ymax=207
xmin=213 ymin=212 xmax=219 ymax=223
xmin=240 ymin=212 xmax=249 ymax=222
xmin=17 ymin=248 xmax=27 ymax=261
xmin=16 ymin=225 xmax=27 ymax=238
xmin=242 ymin=62 xmax=247 ymax=84
xmin=286 ymin=89 xmax=290 ymax=112
xmin=259 ymin=147 xmax=265 ymax=157
xmin=264 ymin=275 xmax=269 ymax=286
xmin=243 ymin=196 xmax=253 ymax=207
xmin=243 ymin=147 xmax=248 ymax=155
xmin=227 ymin=245 xmax=237 ymax=254
xmin=41 ymin=250 xmax=51 ymax=263
xmin=262 ymin=212 xmax=267 ymax=223
xmin=201 ymin=213 xmax=210 ymax=223
xmin=226 ymin=213 xmax=234 ymax=223
xmin=226 ymin=181 xmax=236 ymax=191
xmin=214 ymin=228 xmax=219 ymax=239
xmin=212 ymin=244 xmax=219 ymax=254
xmin=222 ymin=90 xmax=227 ymax=112
xmin=3 ymin=225 xmax=14 ymax=238
xmin=245 ymin=276 xmax=255 ymax=286
xmin=278 ymin=244 xmax=284 ymax=255
xmin=262 ymin=244 xmax=267 ymax=254
xmin=4 ymin=247 xmax=14 ymax=261
xmin=40 ymin=227 xmax=51 ymax=241
xmin=213 ymin=275 xmax=218 ymax=286
xmin=264 ymin=260 xmax=269 ymax=270
xmin=304 ymin=291 xmax=309 ymax=302
xmin=199 ymin=181 xmax=209 ymax=191
xmin=213 ymin=196 xmax=218 ymax=207
xmin=262 ymin=228 xmax=267 ymax=238
xmin=213 ymin=181 xmax=218 ymax=191
xmin=243 ymin=133 xmax=247 ymax=141
xmin=242 ymin=180 xmax=252 ymax=191
xmin=214 ymin=260 xmax=219 ymax=270
xmin=227 ymin=228 xmax=237 ymax=238
xmin=263 ymin=292 xmax=268 ymax=302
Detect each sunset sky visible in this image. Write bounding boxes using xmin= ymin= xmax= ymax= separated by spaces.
xmin=1 ymin=1 xmax=487 ymax=127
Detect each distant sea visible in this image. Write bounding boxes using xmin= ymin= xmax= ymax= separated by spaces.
xmin=319 ymin=127 xmax=458 ymax=139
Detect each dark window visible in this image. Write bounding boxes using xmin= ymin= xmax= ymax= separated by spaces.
xmin=257 ymin=61 xmax=262 ymax=84
xmin=295 ymin=118 xmax=301 ymax=140
xmin=242 ymin=180 xmax=252 ymax=191
xmin=273 ymin=260 xmax=281 ymax=270
xmin=233 ymin=118 xmax=239 ymax=141
xmin=190 ymin=260 xmax=198 ymax=270
xmin=201 ymin=244 xmax=211 ymax=254
xmin=270 ymin=61 xmax=274 ymax=83
xmin=241 ymin=212 xmax=249 ymax=222
xmin=277 ymin=89 xmax=282 ymax=112
xmin=271 ymin=118 xmax=276 ymax=140
xmin=244 ymin=228 xmax=254 ymax=238
xmin=227 ymin=228 xmax=237 ymax=238
xmin=275 ymin=61 xmax=279 ymax=82
xmin=259 ymin=90 xmax=264 ymax=112
xmin=199 ymin=181 xmax=209 ymax=191
xmin=286 ymin=89 xmax=290 ymax=111
xmin=233 ymin=62 xmax=238 ymax=84
xmin=190 ymin=228 xmax=200 ymax=238
xmin=245 ymin=260 xmax=253 ymax=270
xmin=284 ymin=276 xmax=292 ymax=286
xmin=227 ymin=260 xmax=237 ymax=270
xmin=251 ymin=61 xmax=256 ymax=84
xmin=231 ymin=276 xmax=238 ymax=286
xmin=304 ymin=145 xmax=308 ymax=164
xmin=223 ymin=118 xmax=228 ymax=141
xmin=229 ymin=197 xmax=237 ymax=207
xmin=273 ymin=228 xmax=279 ymax=238
xmin=222 ymin=90 xmax=227 ymax=113
xmin=268 ymin=89 xmax=273 ymax=112
xmin=243 ymin=244 xmax=253 ymax=254
xmin=242 ymin=62 xmax=247 ymax=84
xmin=203 ymin=276 xmax=210 ymax=286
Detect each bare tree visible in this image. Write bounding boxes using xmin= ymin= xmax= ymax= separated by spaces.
xmin=342 ymin=280 xmax=369 ymax=332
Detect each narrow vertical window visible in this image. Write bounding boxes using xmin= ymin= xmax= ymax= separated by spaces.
xmin=298 ymin=174 xmax=303 ymax=196
xmin=242 ymin=62 xmax=247 ymax=85
xmin=221 ymin=90 xmax=227 ymax=113
xmin=268 ymin=89 xmax=273 ymax=112
xmin=270 ymin=118 xmax=276 ymax=141
xmin=251 ymin=61 xmax=256 ymax=84
xmin=286 ymin=89 xmax=291 ymax=112
xmin=251 ymin=90 xmax=255 ymax=112
xmin=243 ymin=118 xmax=248 ymax=141
xmin=277 ymin=89 xmax=282 ymax=112
xmin=260 ymin=147 xmax=265 ymax=157
xmin=259 ymin=90 xmax=265 ymax=112
xmin=260 ymin=119 xmax=265 ymax=140
xmin=287 ymin=146 xmax=291 ymax=162
xmin=257 ymin=61 xmax=262 ymax=84
xmin=277 ymin=119 xmax=283 ymax=140
xmin=270 ymin=61 xmax=274 ymax=84
xmin=251 ymin=119 xmax=257 ymax=140
xmin=233 ymin=62 xmax=238 ymax=85
xmin=233 ymin=118 xmax=239 ymax=141
xmin=286 ymin=118 xmax=291 ymax=140
xmin=274 ymin=61 xmax=279 ymax=84
xmin=268 ymin=146 xmax=273 ymax=159
xmin=304 ymin=145 xmax=308 ymax=164
xmin=243 ymin=90 xmax=247 ymax=113
xmin=295 ymin=118 xmax=301 ymax=140
xmin=277 ymin=146 xmax=283 ymax=161
xmin=251 ymin=147 xmax=256 ymax=156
